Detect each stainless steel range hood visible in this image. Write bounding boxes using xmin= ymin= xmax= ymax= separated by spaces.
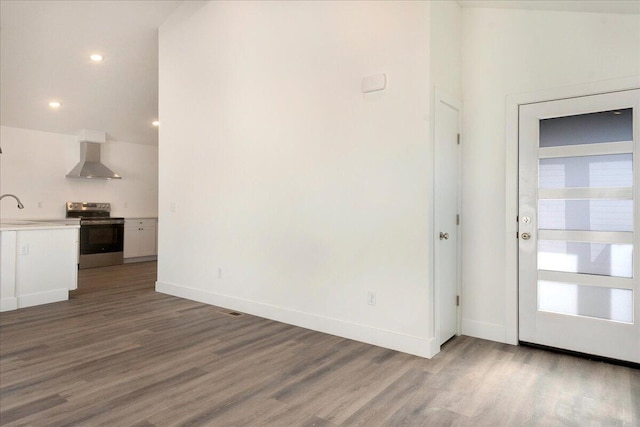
xmin=66 ymin=130 xmax=121 ymax=179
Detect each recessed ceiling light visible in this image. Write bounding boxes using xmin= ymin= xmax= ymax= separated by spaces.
xmin=90 ymin=54 xmax=103 ymax=62
xmin=613 ymin=111 xmax=622 ymax=115
xmin=152 ymin=120 xmax=160 ymax=127
xmin=48 ymin=101 xmax=62 ymax=109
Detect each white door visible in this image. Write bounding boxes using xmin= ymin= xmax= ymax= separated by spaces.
xmin=519 ymin=89 xmax=640 ymax=363
xmin=434 ymin=91 xmax=461 ymax=346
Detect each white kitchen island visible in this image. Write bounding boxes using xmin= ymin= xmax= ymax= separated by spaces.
xmin=0 ymin=220 xmax=80 ymax=312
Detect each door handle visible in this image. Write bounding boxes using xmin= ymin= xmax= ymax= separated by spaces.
xmin=521 ymin=232 xmax=531 ymax=240
xmin=439 ymin=232 xmax=449 ymax=240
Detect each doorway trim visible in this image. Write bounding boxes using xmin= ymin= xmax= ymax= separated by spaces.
xmin=504 ymin=75 xmax=640 ymax=345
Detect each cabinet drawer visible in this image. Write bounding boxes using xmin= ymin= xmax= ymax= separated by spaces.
xmin=126 ymin=218 xmax=157 ymax=228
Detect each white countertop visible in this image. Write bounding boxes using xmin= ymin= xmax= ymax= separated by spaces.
xmin=0 ymin=219 xmax=80 ymax=231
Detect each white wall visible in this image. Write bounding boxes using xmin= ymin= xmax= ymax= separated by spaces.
xmin=158 ymin=1 xmax=434 ymax=357
xmin=430 ymin=1 xmax=462 ymax=101
xmin=461 ymin=8 xmax=640 ymax=342
xmin=0 ymin=126 xmax=158 ymax=219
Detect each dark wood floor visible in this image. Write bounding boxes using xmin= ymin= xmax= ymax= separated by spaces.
xmin=0 ymin=261 xmax=637 ymax=426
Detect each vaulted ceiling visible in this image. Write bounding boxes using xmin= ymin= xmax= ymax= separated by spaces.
xmin=1 ymin=1 xmax=637 ymax=147
xmin=0 ymin=0 xmax=181 ymax=146
xmin=458 ymin=0 xmax=640 ymax=14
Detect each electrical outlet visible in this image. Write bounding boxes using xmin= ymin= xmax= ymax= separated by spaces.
xmin=37 ymin=201 xmax=43 ymax=208
xmin=124 ymin=201 xmax=128 ymax=208
xmin=20 ymin=244 xmax=29 ymax=255
xmin=218 ymin=268 xmax=222 ymax=279
xmin=367 ymin=291 xmax=376 ymax=306
xmin=170 ymin=202 xmax=176 ymax=213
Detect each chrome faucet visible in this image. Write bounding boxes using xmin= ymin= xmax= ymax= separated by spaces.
xmin=0 ymin=194 xmax=24 ymax=209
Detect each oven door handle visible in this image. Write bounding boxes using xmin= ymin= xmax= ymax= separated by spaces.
xmin=81 ymin=220 xmax=125 ymax=226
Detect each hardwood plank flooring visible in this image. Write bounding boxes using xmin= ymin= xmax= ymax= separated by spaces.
xmin=0 ymin=261 xmax=637 ymax=426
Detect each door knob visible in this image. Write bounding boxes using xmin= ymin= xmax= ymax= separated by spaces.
xmin=439 ymin=232 xmax=449 ymax=240
xmin=521 ymin=232 xmax=531 ymax=240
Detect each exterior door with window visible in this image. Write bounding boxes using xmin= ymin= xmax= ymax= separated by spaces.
xmin=519 ymin=89 xmax=639 ymax=363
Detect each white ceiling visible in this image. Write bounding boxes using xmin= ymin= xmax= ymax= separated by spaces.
xmin=2 ymin=1 xmax=637 ymax=148
xmin=457 ymin=1 xmax=640 ymax=15
xmin=0 ymin=0 xmax=181 ymax=146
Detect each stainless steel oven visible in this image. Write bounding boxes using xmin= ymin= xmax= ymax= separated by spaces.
xmin=66 ymin=202 xmax=125 ymax=269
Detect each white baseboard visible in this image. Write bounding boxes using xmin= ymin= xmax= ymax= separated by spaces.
xmin=462 ymin=318 xmax=507 ymax=343
xmin=156 ymin=280 xmax=432 ymax=358
xmin=426 ymin=336 xmax=440 ymax=358
xmin=17 ymin=288 xmax=68 ymax=309
xmin=0 ymin=297 xmax=18 ymax=312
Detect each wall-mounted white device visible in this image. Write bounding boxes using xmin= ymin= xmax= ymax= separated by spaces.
xmin=361 ymin=73 xmax=387 ymax=93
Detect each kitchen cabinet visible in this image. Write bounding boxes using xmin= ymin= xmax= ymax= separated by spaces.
xmin=124 ymin=218 xmax=157 ymax=260
xmin=0 ymin=222 xmax=79 ymax=311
